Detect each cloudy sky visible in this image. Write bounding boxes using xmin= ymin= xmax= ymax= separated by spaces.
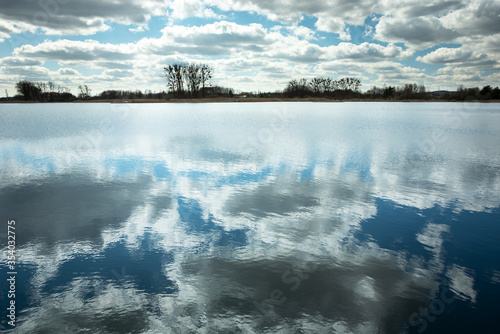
xmin=0 ymin=0 xmax=499 ymax=95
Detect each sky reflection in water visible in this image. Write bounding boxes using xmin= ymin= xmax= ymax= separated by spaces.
xmin=1 ymin=102 xmax=500 ymax=333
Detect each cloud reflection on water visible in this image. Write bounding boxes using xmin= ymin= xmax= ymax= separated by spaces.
xmin=1 ymin=103 xmax=499 ymax=333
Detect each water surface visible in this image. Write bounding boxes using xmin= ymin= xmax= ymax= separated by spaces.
xmin=1 ymin=102 xmax=500 ymax=333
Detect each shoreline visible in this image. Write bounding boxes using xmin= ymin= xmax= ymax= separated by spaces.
xmin=1 ymin=97 xmax=500 ymax=103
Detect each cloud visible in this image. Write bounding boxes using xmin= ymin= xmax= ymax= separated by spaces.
xmin=374 ymin=16 xmax=459 ymax=49
xmin=315 ymin=16 xmax=351 ymax=40
xmin=164 ymin=0 xmax=379 ymax=40
xmin=0 ymin=0 xmax=167 ymax=36
xmin=139 ymin=21 xmax=330 ymax=63
xmin=13 ymin=39 xmax=137 ymax=62
xmin=0 ymin=56 xmax=43 ymax=66
xmin=331 ymin=42 xmax=413 ymax=61
xmin=395 ymin=0 xmax=466 ymax=17
xmin=57 ymin=67 xmax=80 ymax=76
xmin=0 ymin=19 xmax=23 ymax=41
xmin=417 ymin=47 xmax=486 ymax=64
xmin=94 ymin=61 xmax=135 ymax=70
xmin=140 ymin=21 xmax=272 ymax=57
xmin=373 ymin=1 xmax=500 ymax=50
xmin=441 ymin=1 xmax=500 ymax=37
xmin=167 ymin=0 xmax=225 ymax=20
xmin=285 ymin=25 xmax=317 ymax=41
xmin=129 ymin=25 xmax=147 ymax=33
xmin=102 ymin=69 xmax=135 ymax=78
xmin=0 ymin=65 xmax=51 ymax=79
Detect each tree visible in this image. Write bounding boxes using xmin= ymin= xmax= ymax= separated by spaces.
xmin=309 ymin=77 xmax=324 ymax=96
xmin=78 ymin=85 xmax=91 ymax=100
xmin=173 ymin=64 xmax=185 ymax=98
xmin=164 ymin=63 xmax=186 ymax=98
xmin=492 ymin=87 xmax=500 ymax=100
xmin=200 ymin=63 xmax=212 ymax=98
xmin=164 ymin=65 xmax=177 ymax=96
xmin=186 ymin=63 xmax=201 ymax=98
xmin=164 ymin=62 xmax=212 ymax=98
xmin=322 ymin=77 xmax=332 ymax=95
xmin=338 ymin=78 xmax=347 ymax=90
xmin=284 ymin=78 xmax=311 ymax=98
xmin=15 ymin=80 xmax=42 ymax=101
xmin=383 ymin=86 xmax=395 ymax=99
xmin=344 ymin=78 xmax=361 ymax=92
xmin=480 ymin=85 xmax=492 ymax=99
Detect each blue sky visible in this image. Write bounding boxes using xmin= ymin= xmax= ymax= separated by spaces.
xmin=0 ymin=0 xmax=499 ymax=95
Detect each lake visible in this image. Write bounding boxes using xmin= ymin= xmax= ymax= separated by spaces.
xmin=1 ymin=102 xmax=500 ymax=333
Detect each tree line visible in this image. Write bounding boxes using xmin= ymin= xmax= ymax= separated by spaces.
xmin=441 ymin=85 xmax=500 ymax=101
xmin=5 ymin=67 xmax=500 ymax=102
xmin=98 ymin=89 xmax=167 ymax=100
xmin=14 ymin=80 xmax=74 ymax=102
xmin=365 ymin=84 xmax=500 ymax=101
xmin=366 ymin=83 xmax=427 ymax=100
xmin=9 ymin=80 xmax=170 ymax=102
xmin=284 ymin=77 xmax=362 ymax=98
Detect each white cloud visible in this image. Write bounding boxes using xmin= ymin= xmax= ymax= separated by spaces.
xmin=13 ymin=39 xmax=138 ymax=62
xmin=102 ymin=69 xmax=135 ymax=78
xmin=374 ymin=16 xmax=459 ymax=49
xmin=418 ymin=47 xmax=483 ymax=64
xmin=0 ymin=56 xmax=43 ymax=66
xmin=315 ymin=16 xmax=350 ymax=39
xmin=129 ymin=25 xmax=147 ymax=33
xmin=418 ymin=46 xmax=499 ymax=85
xmin=0 ymin=65 xmax=51 ymax=80
xmin=0 ymin=19 xmax=23 ymax=42
xmin=57 ymin=67 xmax=80 ymax=76
xmin=0 ymin=0 xmax=167 ymax=36
xmin=441 ymin=1 xmax=500 ymax=37
xmin=331 ymin=42 xmax=413 ymax=61
xmin=373 ymin=1 xmax=500 ymax=50
xmin=167 ymin=0 xmax=225 ymax=20
xmin=285 ymin=25 xmax=317 ymax=41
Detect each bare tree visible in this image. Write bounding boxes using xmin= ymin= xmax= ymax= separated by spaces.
xmin=164 ymin=62 xmax=213 ymax=98
xmin=309 ymin=77 xmax=324 ymax=96
xmin=164 ymin=65 xmax=177 ymax=96
xmin=164 ymin=64 xmax=186 ymax=98
xmin=200 ymin=63 xmax=212 ymax=98
xmin=78 ymin=85 xmax=91 ymax=100
xmin=187 ymin=63 xmax=202 ymax=98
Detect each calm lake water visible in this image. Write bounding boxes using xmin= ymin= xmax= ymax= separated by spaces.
xmin=1 ymin=102 xmax=500 ymax=333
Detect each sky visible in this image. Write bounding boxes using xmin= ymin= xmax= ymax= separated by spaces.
xmin=0 ymin=0 xmax=499 ymax=96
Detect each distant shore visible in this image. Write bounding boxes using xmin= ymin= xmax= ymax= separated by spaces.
xmin=2 ymin=97 xmax=500 ymax=103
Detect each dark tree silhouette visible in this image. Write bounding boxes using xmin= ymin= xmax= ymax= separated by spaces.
xmin=78 ymin=85 xmax=91 ymax=100
xmin=16 ymin=80 xmax=41 ymax=101
xmin=164 ymin=62 xmax=213 ymax=98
